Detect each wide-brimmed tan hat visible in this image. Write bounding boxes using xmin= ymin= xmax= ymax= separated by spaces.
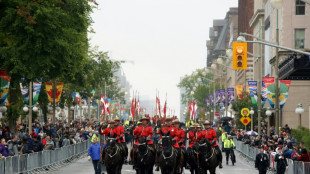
xmin=190 ymin=123 xmax=199 ymax=128
xmin=172 ymin=119 xmax=181 ymax=124
xmin=203 ymin=120 xmax=211 ymax=125
xmin=140 ymin=116 xmax=149 ymax=121
xmin=114 ymin=117 xmax=121 ymax=121
xmin=109 ymin=120 xmax=115 ymax=124
xmin=165 ymin=116 xmax=173 ymax=121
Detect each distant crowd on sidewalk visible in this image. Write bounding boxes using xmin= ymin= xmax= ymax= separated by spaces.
xmin=0 ymin=119 xmax=102 ymax=158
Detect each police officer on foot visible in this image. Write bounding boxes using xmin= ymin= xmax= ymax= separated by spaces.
xmin=255 ymin=146 xmax=269 ymax=174
xmin=275 ymin=147 xmax=287 ymax=174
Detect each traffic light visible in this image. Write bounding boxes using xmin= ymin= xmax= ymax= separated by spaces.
xmin=232 ymin=42 xmax=247 ymax=70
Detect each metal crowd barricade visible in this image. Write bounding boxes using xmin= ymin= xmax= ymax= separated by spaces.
xmin=2 ymin=139 xmax=91 ymax=174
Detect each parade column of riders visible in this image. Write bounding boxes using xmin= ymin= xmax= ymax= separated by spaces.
xmin=99 ymin=115 xmax=226 ymax=173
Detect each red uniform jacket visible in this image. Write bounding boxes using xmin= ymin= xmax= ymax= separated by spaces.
xmin=101 ymin=127 xmax=116 ymax=137
xmin=160 ymin=126 xmax=179 ymax=148
xmin=115 ymin=125 xmax=125 ymax=143
xmin=204 ymin=128 xmax=218 ymax=147
xmin=196 ymin=130 xmax=206 ymax=142
xmin=176 ymin=128 xmax=185 ymax=147
xmin=188 ymin=131 xmax=197 ymax=148
xmin=133 ymin=126 xmax=153 ymax=145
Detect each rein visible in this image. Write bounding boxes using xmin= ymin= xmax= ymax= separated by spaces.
xmin=140 ymin=148 xmax=149 ymax=162
xmin=204 ymin=148 xmax=215 ymax=162
xmin=162 ymin=147 xmax=174 ymax=160
xmin=107 ymin=145 xmax=119 ymax=158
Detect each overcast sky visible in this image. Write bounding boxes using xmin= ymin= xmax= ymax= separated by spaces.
xmin=89 ymin=0 xmax=238 ymax=117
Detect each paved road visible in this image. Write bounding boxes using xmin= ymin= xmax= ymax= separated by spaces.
xmin=54 ymin=150 xmax=257 ymax=174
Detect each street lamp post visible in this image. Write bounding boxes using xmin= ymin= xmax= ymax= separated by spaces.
xmin=266 ymin=107 xmax=272 ymax=136
xmin=270 ymin=0 xmax=283 ymax=135
xmin=295 ymin=104 xmax=304 ymax=127
xmin=250 ymin=107 xmax=254 ymax=131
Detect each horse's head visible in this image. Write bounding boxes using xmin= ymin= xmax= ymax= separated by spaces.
xmin=106 ymin=136 xmax=118 ymax=155
xmin=161 ymin=132 xmax=172 ymax=149
xmin=198 ymin=138 xmax=212 ymax=154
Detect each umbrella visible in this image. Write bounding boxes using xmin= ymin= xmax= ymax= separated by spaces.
xmin=213 ymin=119 xmax=222 ymax=123
xmin=246 ymin=131 xmax=258 ymax=136
xmin=220 ymin=117 xmax=233 ymax=121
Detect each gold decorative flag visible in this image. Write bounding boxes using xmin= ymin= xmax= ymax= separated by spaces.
xmin=45 ymin=82 xmax=64 ymax=104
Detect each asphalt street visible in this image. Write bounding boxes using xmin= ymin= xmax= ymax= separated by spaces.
xmin=54 ymin=150 xmax=257 ymax=174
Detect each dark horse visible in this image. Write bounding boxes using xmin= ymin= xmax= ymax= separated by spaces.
xmin=187 ymin=143 xmax=199 ymax=174
xmin=197 ymin=139 xmax=218 ymax=174
xmin=104 ymin=137 xmax=123 ymax=174
xmin=158 ymin=132 xmax=178 ymax=174
xmin=134 ymin=137 xmax=155 ymax=174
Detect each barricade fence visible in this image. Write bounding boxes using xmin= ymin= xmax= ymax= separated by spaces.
xmin=0 ymin=140 xmax=91 ymax=174
xmin=227 ymin=137 xmax=310 ymax=174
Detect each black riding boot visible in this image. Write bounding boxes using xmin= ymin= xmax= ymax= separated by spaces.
xmin=155 ymin=147 xmax=161 ymax=171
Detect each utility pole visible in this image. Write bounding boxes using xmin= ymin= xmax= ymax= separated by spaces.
xmin=29 ymin=81 xmax=33 ymax=134
xmin=52 ymin=79 xmax=56 ymax=123
xmin=257 ymin=20 xmax=262 ymax=136
xmin=275 ymin=9 xmax=280 ymax=135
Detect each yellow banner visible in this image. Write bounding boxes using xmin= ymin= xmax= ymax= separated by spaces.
xmin=235 ymin=85 xmax=243 ymax=99
xmin=45 ymin=82 xmax=64 ymax=104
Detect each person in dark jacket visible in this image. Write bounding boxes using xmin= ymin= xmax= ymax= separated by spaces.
xmin=274 ymin=148 xmax=287 ymax=174
xmin=255 ymin=147 xmax=269 ymax=174
xmin=21 ymin=136 xmax=33 ymax=154
xmin=31 ymin=135 xmax=43 ymax=152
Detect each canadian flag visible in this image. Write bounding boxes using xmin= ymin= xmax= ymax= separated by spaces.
xmin=137 ymin=99 xmax=141 ymax=115
xmin=101 ymin=95 xmax=110 ymax=115
xmin=189 ymin=101 xmax=192 ymax=119
xmin=156 ymin=97 xmax=161 ymax=117
xmin=130 ymin=99 xmax=135 ymax=119
xmin=192 ymin=100 xmax=196 ymax=120
xmin=163 ymin=100 xmax=167 ymax=116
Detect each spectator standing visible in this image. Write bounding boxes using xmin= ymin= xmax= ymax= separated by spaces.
xmin=0 ymin=138 xmax=9 ymax=157
xmin=21 ymin=137 xmax=33 ymax=154
xmin=62 ymin=135 xmax=71 ymax=146
xmin=31 ymin=135 xmax=43 ymax=152
xmin=44 ymin=136 xmax=54 ymax=150
xmin=296 ymin=149 xmax=310 ymax=162
xmin=7 ymin=136 xmax=18 ymax=156
xmin=255 ymin=147 xmax=269 ymax=174
xmin=274 ymin=148 xmax=287 ymax=174
xmin=88 ymin=138 xmax=101 ymax=174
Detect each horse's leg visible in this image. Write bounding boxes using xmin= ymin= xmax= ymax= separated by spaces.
xmin=209 ymin=168 xmax=216 ymax=174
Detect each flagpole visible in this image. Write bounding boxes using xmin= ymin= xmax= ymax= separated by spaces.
xmin=155 ymin=89 xmax=157 ymax=126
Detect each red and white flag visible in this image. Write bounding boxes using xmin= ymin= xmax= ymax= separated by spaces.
xmin=156 ymin=97 xmax=161 ymax=117
xmin=192 ymin=100 xmax=196 ymax=120
xmin=163 ymin=100 xmax=167 ymax=116
xmin=130 ymin=99 xmax=135 ymax=119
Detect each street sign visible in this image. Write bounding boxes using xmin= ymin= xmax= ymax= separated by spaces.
xmin=240 ymin=116 xmax=251 ymax=126
xmin=241 ymin=108 xmax=250 ymax=117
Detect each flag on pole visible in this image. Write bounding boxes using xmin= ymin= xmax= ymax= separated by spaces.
xmin=130 ymin=99 xmax=135 ymax=119
xmin=189 ymin=101 xmax=193 ymax=120
xmin=156 ymin=97 xmax=161 ymax=117
xmin=192 ymin=100 xmax=196 ymax=120
xmin=163 ymin=100 xmax=167 ymax=116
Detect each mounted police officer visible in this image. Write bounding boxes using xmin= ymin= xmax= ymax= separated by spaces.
xmin=114 ymin=117 xmax=128 ymax=163
xmin=203 ymin=120 xmax=223 ymax=168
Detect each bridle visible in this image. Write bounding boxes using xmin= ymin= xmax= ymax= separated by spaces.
xmin=106 ymin=138 xmax=119 ymax=158
xmin=162 ymin=147 xmax=174 ymax=160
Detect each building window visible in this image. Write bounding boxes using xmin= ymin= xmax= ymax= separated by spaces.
xmin=295 ymin=29 xmax=305 ymax=49
xmin=296 ymin=0 xmax=305 ymax=15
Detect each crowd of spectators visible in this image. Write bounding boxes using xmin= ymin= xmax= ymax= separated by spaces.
xmin=0 ymin=119 xmax=101 ymax=158
xmin=234 ymin=124 xmax=310 ymax=162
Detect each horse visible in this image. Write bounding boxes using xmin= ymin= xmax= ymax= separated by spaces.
xmin=158 ymin=132 xmax=178 ymax=174
xmin=197 ymin=139 xmax=218 ymax=174
xmin=134 ymin=137 xmax=155 ymax=174
xmin=187 ymin=143 xmax=199 ymax=174
xmin=104 ymin=137 xmax=123 ymax=174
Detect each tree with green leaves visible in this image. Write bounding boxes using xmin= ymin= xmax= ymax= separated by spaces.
xmin=291 ymin=126 xmax=310 ymax=151
xmin=231 ymin=92 xmax=267 ymax=130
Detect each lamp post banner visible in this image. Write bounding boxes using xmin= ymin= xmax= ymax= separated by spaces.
xmin=248 ymin=81 xmax=258 ymax=106
xmin=209 ymin=94 xmax=214 ymax=106
xmin=20 ymin=83 xmax=29 ymax=104
xmin=215 ymin=90 xmax=220 ymax=105
xmin=220 ymin=89 xmax=225 ymax=104
xmin=279 ymin=80 xmax=291 ymax=108
xmin=0 ymin=69 xmax=11 ymax=104
xmin=45 ymin=82 xmax=64 ymax=105
xmin=32 ymin=82 xmax=42 ymax=105
xmin=227 ymin=88 xmax=234 ymax=105
xmin=263 ymin=77 xmax=275 ymax=108
xmin=261 ymin=81 xmax=267 ymax=107
xmin=235 ymin=85 xmax=243 ymax=99
xmin=205 ymin=98 xmax=209 ymax=109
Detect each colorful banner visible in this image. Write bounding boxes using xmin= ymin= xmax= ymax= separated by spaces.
xmin=20 ymin=83 xmax=29 ymax=104
xmin=279 ymin=80 xmax=291 ymax=108
xmin=209 ymin=94 xmax=214 ymax=106
xmin=205 ymin=98 xmax=209 ymax=109
xmin=0 ymin=70 xmax=11 ymax=104
xmin=263 ymin=77 xmax=275 ymax=108
xmin=32 ymin=82 xmax=41 ymax=104
xmin=235 ymin=85 xmax=243 ymax=99
xmin=45 ymin=82 xmax=64 ymax=105
xmin=248 ymin=81 xmax=258 ymax=106
xmin=261 ymin=81 xmax=267 ymax=107
xmin=215 ymin=90 xmax=220 ymax=105
xmin=227 ymin=88 xmax=234 ymax=105
xmin=220 ymin=89 xmax=225 ymax=104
